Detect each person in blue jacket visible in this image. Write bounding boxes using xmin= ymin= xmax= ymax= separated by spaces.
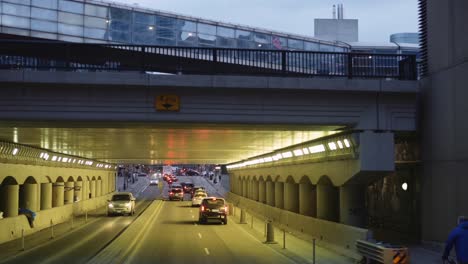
xmin=443 ymin=216 xmax=468 ymax=264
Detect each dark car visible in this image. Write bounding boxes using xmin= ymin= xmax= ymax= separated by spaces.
xmin=168 ymin=188 xmax=184 ymax=201
xmin=199 ymin=197 xmax=227 ymax=224
xmin=186 ymin=170 xmax=200 ymax=176
xmin=183 ymin=183 xmax=194 ymax=193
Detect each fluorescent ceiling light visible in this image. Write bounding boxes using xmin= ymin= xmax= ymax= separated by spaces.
xmin=328 ymin=142 xmax=337 ymax=150
xmin=293 ymin=149 xmax=303 ymax=156
xmin=12 ymin=148 xmax=19 ymax=155
xmin=344 ymin=139 xmax=351 ymax=148
xmin=337 ymin=141 xmax=344 ymax=149
xmin=309 ymin=144 xmax=325 ymax=153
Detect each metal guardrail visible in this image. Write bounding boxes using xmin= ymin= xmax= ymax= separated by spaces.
xmin=356 ymin=239 xmax=409 ymax=264
xmin=0 ymin=40 xmax=417 ymax=80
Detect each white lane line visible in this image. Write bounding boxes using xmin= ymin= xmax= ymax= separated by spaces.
xmin=204 ymin=248 xmax=210 ymax=255
xmin=191 ymin=215 xmax=195 ymax=219
xmin=190 ymin=209 xmax=193 ymax=213
xmin=198 ymin=233 xmax=202 ymax=239
xmin=140 ymin=185 xmax=148 ymax=193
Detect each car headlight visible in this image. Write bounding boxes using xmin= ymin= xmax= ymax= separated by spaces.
xmin=125 ymin=202 xmax=131 ymax=208
xmin=108 ymin=203 xmax=114 ymax=208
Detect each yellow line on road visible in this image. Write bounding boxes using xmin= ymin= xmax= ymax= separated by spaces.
xmin=204 ymin=248 xmax=210 ymax=255
xmin=198 ymin=233 xmax=202 ymax=239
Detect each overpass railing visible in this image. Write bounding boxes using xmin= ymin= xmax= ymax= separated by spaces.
xmin=0 ymin=40 xmax=417 ymax=80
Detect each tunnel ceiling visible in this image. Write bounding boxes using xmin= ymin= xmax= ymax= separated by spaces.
xmin=0 ymin=122 xmax=342 ymax=165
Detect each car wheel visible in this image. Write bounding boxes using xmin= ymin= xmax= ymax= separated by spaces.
xmin=223 ymin=217 xmax=228 ymax=225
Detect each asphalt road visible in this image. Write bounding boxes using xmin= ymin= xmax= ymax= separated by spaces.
xmin=0 ymin=176 xmax=299 ymax=264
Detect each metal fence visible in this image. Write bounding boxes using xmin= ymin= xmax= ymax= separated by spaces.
xmin=0 ymin=40 xmax=417 ymax=80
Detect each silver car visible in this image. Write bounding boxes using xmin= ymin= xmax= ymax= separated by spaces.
xmin=192 ymin=192 xmax=208 ymax=207
xmin=107 ymin=192 xmax=136 ymax=216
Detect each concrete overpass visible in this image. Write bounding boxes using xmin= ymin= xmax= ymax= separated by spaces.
xmin=0 ymin=67 xmax=417 ymax=250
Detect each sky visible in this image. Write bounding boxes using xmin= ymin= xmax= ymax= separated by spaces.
xmin=112 ymin=0 xmax=419 ymax=43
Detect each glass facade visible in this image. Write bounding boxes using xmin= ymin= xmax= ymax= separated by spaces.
xmin=0 ymin=0 xmax=350 ymax=52
xmin=0 ymin=0 xmax=418 ymax=66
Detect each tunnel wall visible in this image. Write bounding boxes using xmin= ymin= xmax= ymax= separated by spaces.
xmin=226 ymin=192 xmax=368 ymax=258
xmin=0 ymin=193 xmax=112 ymax=245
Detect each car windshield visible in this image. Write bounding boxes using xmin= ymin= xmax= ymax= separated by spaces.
xmin=112 ymin=194 xmax=131 ymax=201
xmin=195 ymin=194 xmax=207 ymax=198
xmin=185 ymin=184 xmax=194 ymax=187
xmin=202 ymin=199 xmax=224 ymax=209
xmin=171 ymin=189 xmax=182 ymax=193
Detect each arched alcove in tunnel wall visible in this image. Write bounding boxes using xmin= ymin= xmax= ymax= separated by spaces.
xmin=258 ymin=176 xmax=266 ymax=203
xmin=0 ymin=176 xmax=19 ymax=217
xmin=298 ymin=175 xmax=317 ymax=217
xmin=265 ymin=175 xmax=275 ymax=206
xmin=284 ymin=176 xmax=299 ymax=213
xmin=317 ymin=175 xmax=339 ymax=222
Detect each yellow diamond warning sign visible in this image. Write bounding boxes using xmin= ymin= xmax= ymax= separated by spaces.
xmin=155 ymin=95 xmax=180 ymax=111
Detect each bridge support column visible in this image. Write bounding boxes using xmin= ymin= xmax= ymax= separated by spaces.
xmin=299 ymin=183 xmax=316 ymax=217
xmin=340 ymin=184 xmax=366 ymax=227
xmin=3 ymin=184 xmax=19 ymax=217
xmin=22 ymin=183 xmax=38 ymax=211
xmin=259 ymin=180 xmax=266 ymax=203
xmin=253 ymin=180 xmax=259 ymax=201
xmin=64 ymin=182 xmax=74 ymax=204
xmin=317 ymin=183 xmax=339 ymax=222
xmin=90 ymin=180 xmax=96 ymax=199
xmin=52 ymin=183 xmax=64 ymax=207
xmin=274 ymin=182 xmax=284 ymax=209
xmin=96 ymin=180 xmax=102 ymax=197
xmin=74 ymin=181 xmax=83 ymax=202
xmin=266 ymin=181 xmax=275 ymax=206
xmin=40 ymin=183 xmax=52 ymax=210
xmin=284 ymin=182 xmax=299 ymax=213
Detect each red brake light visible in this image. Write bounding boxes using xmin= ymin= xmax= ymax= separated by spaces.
xmin=170 ymin=192 xmax=173 ymax=195
xmin=200 ymin=205 xmax=205 ymax=211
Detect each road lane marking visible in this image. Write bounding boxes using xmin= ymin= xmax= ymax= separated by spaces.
xmin=194 ymin=223 xmax=197 ymax=226
xmin=198 ymin=233 xmax=202 ymax=239
xmin=122 ymin=201 xmax=165 ymax=263
xmin=140 ymin=185 xmax=148 ymax=193
xmin=204 ymin=248 xmax=210 ymax=255
xmin=190 ymin=209 xmax=193 ymax=213
xmin=191 ymin=215 xmax=195 ymax=219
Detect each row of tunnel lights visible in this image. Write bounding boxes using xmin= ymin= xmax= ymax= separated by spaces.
xmin=227 ymin=139 xmax=352 ymax=169
xmin=9 ymin=148 xmax=115 ymax=169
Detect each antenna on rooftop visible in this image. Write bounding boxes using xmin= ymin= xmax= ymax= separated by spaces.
xmin=333 ymin=5 xmax=336 ymax=19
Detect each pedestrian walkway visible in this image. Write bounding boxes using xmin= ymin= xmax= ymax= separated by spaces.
xmin=0 ymin=177 xmax=149 ymax=263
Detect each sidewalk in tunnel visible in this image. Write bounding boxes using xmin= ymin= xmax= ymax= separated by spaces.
xmin=0 ymin=176 xmax=149 ymax=263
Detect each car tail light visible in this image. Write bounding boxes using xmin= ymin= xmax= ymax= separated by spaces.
xmin=170 ymin=192 xmax=173 ymax=195
xmin=200 ymin=205 xmax=205 ymax=211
